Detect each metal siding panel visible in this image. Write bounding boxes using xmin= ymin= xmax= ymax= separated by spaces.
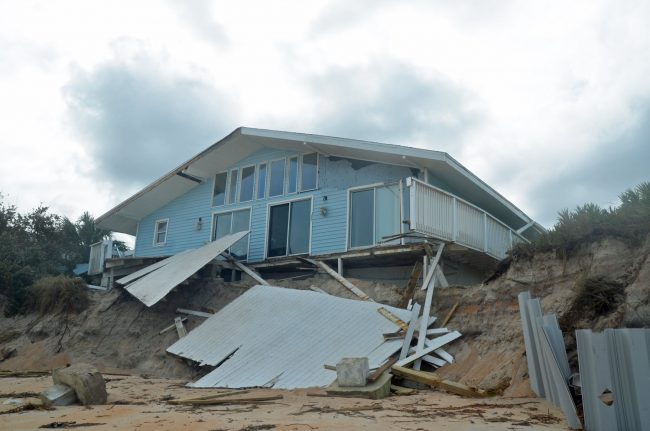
xmin=167 ymin=285 xmax=413 ymax=389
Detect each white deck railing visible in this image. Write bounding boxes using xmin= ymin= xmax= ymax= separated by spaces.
xmin=407 ymin=178 xmax=526 ymax=260
xmin=88 ymin=239 xmax=113 ymax=276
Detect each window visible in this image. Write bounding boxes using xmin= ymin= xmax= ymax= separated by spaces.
xmin=300 ymin=153 xmax=318 ymax=191
xmin=287 ymin=156 xmax=298 ymax=194
xmin=257 ymin=163 xmax=267 ymax=199
xmin=269 ymin=159 xmax=285 ymax=197
xmin=212 ymin=172 xmax=228 ymax=206
xmin=239 ymin=166 xmax=255 ymax=202
xmin=268 ymin=199 xmax=311 ymax=257
xmin=349 ymin=185 xmax=400 ymax=248
xmin=227 ymin=168 xmax=238 ymax=204
xmin=212 ymin=209 xmax=251 ymax=260
xmin=154 ymin=219 xmax=168 ymax=246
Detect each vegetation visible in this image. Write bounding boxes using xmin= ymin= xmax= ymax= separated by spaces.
xmin=511 ymin=182 xmax=650 ymax=260
xmin=0 ymin=195 xmax=126 ymax=316
xmin=27 ymin=275 xmax=90 ymax=315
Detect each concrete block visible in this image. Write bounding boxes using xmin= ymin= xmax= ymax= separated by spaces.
xmin=336 ymin=357 xmax=369 ymax=387
xmin=327 ymin=372 xmax=392 ymax=399
xmin=52 ymin=363 xmax=107 ymax=405
xmin=40 ymin=384 xmax=78 ymax=406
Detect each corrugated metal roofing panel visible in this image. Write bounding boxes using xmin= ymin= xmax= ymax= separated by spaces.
xmin=167 ymin=285 xmax=413 ymax=389
xmin=125 ymin=231 xmax=248 ymax=307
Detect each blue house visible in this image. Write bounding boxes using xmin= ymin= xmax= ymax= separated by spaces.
xmin=97 ymin=127 xmax=543 ymax=281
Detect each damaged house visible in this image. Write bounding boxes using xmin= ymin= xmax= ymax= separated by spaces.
xmin=96 ymin=127 xmax=542 ymax=285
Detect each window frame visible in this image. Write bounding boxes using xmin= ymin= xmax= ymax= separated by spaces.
xmin=299 ymin=152 xmax=319 ymax=192
xmin=268 ymin=157 xmax=287 ymax=198
xmin=287 ymin=156 xmax=299 ymax=195
xmin=346 ymin=182 xmax=403 ymax=250
xmin=256 ymin=161 xmax=268 ymax=199
xmin=238 ymin=164 xmax=256 ymax=203
xmin=210 ymin=207 xmax=252 ymax=261
xmin=211 ymin=171 xmax=229 ymax=207
xmin=264 ymin=196 xmax=313 ymax=259
xmin=153 ymin=218 xmax=169 ymax=247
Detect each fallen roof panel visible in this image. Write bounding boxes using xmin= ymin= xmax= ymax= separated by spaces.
xmin=124 ymin=231 xmax=248 ymax=307
xmin=167 ymin=285 xmax=412 ymax=389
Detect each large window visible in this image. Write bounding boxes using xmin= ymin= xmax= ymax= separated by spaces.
xmin=227 ymin=168 xmax=238 ymax=204
xmin=300 ymin=153 xmax=318 ymax=191
xmin=257 ymin=163 xmax=267 ymax=199
xmin=212 ymin=209 xmax=251 ymax=260
xmin=212 ymin=172 xmax=228 ymax=206
xmin=239 ymin=166 xmax=255 ymax=202
xmin=269 ymin=159 xmax=285 ymax=197
xmin=267 ymin=199 xmax=311 ymax=257
xmin=287 ymin=156 xmax=298 ymax=194
xmin=349 ymin=184 xmax=400 ymax=248
xmin=153 ymin=219 xmax=168 ymax=246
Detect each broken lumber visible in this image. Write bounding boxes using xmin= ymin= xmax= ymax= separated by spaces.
xmin=377 ymin=307 xmax=409 ymax=331
xmin=221 ymin=253 xmax=269 ymax=285
xmin=399 ymin=303 xmax=422 ymax=360
xmin=303 ymin=258 xmax=373 ymax=301
xmin=176 ymin=308 xmax=213 ymax=318
xmin=174 ymin=317 xmax=187 ymax=338
xmin=159 ymin=317 xmax=187 ymax=335
xmin=396 ymin=331 xmax=462 ymax=367
xmin=169 ymin=394 xmax=283 ymax=405
xmin=367 ymin=356 xmax=399 ymax=383
xmin=391 ymin=365 xmax=488 ymax=398
xmin=440 ymin=301 xmax=459 ymax=327
xmin=399 ymin=261 xmax=423 ymax=308
xmin=169 ymin=390 xmax=249 ymax=404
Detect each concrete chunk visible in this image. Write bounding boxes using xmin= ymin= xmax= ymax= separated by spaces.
xmin=336 ymin=357 xmax=369 ymax=387
xmin=52 ymin=363 xmax=107 ymax=405
xmin=40 ymin=384 xmax=78 ymax=406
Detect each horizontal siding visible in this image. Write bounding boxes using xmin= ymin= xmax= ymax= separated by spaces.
xmin=135 ymin=147 xmax=415 ymax=260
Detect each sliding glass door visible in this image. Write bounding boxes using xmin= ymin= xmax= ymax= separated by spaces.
xmin=212 ymin=208 xmax=251 ymax=260
xmin=268 ymin=199 xmax=311 ymax=257
xmin=349 ymin=184 xmax=401 ymax=248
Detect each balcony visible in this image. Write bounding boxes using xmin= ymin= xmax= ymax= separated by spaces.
xmin=407 ymin=178 xmax=527 ymax=260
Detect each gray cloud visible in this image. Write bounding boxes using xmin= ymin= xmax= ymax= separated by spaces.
xmin=306 ymin=62 xmax=482 ymax=147
xmin=64 ymin=48 xmax=234 ymax=189
xmin=528 ymin=101 xmax=650 ymax=227
xmin=170 ymin=0 xmax=228 ymax=47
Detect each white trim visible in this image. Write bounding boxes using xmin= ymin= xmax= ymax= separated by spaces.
xmin=299 ymin=152 xmax=319 ymax=193
xmin=264 ymin=196 xmax=313 ymax=259
xmin=227 ymin=167 xmax=239 ymax=205
xmin=153 ymin=218 xmax=169 ymax=247
xmin=255 ymin=161 xmax=268 ymax=200
xmin=238 ymin=164 xmax=256 ymax=203
xmin=347 ymin=182 xmax=402 ymax=250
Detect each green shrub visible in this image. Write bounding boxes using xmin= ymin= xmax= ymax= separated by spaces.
xmin=27 ymin=276 xmax=90 ymax=315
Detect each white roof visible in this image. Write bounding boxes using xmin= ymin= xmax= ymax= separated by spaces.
xmin=167 ymin=285 xmax=412 ymax=389
xmin=98 ymin=127 xmax=536 ymax=234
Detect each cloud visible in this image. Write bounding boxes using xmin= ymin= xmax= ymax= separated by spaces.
xmin=305 ymin=62 xmax=482 ymax=147
xmin=170 ymin=0 xmax=228 ymax=47
xmin=64 ymin=43 xmax=235 ymax=190
xmin=528 ymin=99 xmax=650 ymax=227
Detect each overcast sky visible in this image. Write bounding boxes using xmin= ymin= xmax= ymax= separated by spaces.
xmin=1 ymin=0 xmax=648 ymax=231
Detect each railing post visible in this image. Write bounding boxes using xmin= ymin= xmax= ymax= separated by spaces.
xmin=483 ymin=213 xmax=488 ymax=252
xmin=509 ymin=230 xmax=513 ymax=250
xmin=452 ymin=197 xmax=457 ymax=242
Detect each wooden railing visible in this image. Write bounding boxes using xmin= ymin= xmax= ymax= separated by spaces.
xmin=407 ymin=178 xmax=526 ymax=260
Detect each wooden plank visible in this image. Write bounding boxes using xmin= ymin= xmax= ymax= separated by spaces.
xmin=304 ymin=258 xmax=373 ymax=301
xmin=221 ymin=253 xmax=270 ymax=285
xmin=426 ymin=328 xmax=450 ymax=336
xmin=399 ymin=303 xmax=422 ymax=360
xmin=169 ymin=390 xmax=250 ymax=404
xmin=377 ymin=307 xmax=408 ymax=331
xmin=169 ymin=395 xmax=283 ymax=405
xmin=440 ymin=301 xmax=459 ymax=327
xmin=125 ymin=231 xmax=248 ymax=307
xmin=159 ymin=317 xmax=187 ymax=335
xmin=174 ymin=317 xmax=187 ymax=338
xmin=420 ymin=243 xmax=444 ymax=290
xmin=116 ymin=250 xmax=191 ymax=285
xmin=433 ymin=348 xmax=454 ymax=364
xmin=414 ymin=243 xmax=444 ymax=370
xmin=367 ymin=356 xmax=399 ymax=383
xmin=396 ymin=331 xmax=461 ymax=367
xmin=391 ymin=365 xmax=488 ymax=398
xmin=436 ymin=267 xmax=449 ymax=288
xmin=398 ymin=261 xmax=423 ymax=308
xmin=176 ymin=308 xmax=214 ymax=318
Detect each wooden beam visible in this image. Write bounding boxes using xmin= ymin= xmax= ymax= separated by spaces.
xmin=221 ymin=253 xmax=269 ymax=285
xmin=159 ymin=317 xmax=187 ymax=335
xmin=399 ymin=261 xmax=423 ymax=309
xmin=304 ymin=258 xmax=373 ymax=301
xmin=176 ymin=308 xmax=214 ymax=318
xmin=399 ymin=303 xmax=422 ymax=360
xmin=174 ymin=317 xmax=187 ymax=338
xmin=440 ymin=301 xmax=459 ymax=327
xmin=367 ymin=356 xmax=399 ymax=383
xmin=397 ymin=331 xmax=461 ymax=367
xmin=420 ymin=243 xmax=444 ymax=290
xmin=377 ymin=307 xmax=408 ymax=331
xmin=391 ymin=365 xmax=488 ymax=398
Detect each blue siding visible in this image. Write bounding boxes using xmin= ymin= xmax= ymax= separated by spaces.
xmin=135 ymin=147 xmax=414 ymax=261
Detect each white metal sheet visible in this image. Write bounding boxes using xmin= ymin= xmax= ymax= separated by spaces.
xmin=167 ymin=285 xmax=413 ymax=389
xmin=124 ymin=231 xmax=248 ymax=307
